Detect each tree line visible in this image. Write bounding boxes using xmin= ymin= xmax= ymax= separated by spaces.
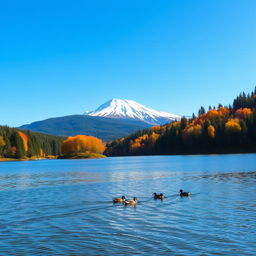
xmin=0 ymin=126 xmax=64 ymax=159
xmin=105 ymin=88 xmax=256 ymax=156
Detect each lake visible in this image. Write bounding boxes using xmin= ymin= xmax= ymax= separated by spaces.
xmin=0 ymin=154 xmax=255 ymax=255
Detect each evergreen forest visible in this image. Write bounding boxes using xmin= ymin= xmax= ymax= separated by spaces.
xmin=105 ymin=88 xmax=256 ymax=156
xmin=0 ymin=126 xmax=64 ymax=159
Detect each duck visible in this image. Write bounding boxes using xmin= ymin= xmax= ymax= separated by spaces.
xmin=180 ymin=189 xmax=190 ymax=197
xmin=113 ymin=196 xmax=126 ymax=203
xmin=153 ymin=192 xmax=164 ymax=199
xmin=124 ymin=197 xmax=138 ymax=206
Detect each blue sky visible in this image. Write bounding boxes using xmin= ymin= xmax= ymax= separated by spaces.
xmin=1 ymin=0 xmax=256 ymax=127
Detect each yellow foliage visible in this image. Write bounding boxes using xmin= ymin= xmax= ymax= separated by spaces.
xmin=183 ymin=124 xmax=202 ymax=140
xmin=207 ymin=125 xmax=215 ymax=139
xmin=0 ymin=136 xmax=6 ymax=147
xmin=225 ymin=119 xmax=241 ymax=133
xmin=61 ymin=135 xmax=105 ymax=155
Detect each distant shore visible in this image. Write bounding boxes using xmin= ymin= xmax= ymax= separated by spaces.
xmin=0 ymin=157 xmax=55 ymax=162
xmin=58 ymin=152 xmax=106 ymax=159
xmin=0 ymin=158 xmax=20 ymax=162
xmin=0 ymin=154 xmax=106 ymax=162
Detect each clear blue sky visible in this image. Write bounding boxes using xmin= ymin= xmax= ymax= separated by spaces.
xmin=1 ymin=0 xmax=255 ymax=127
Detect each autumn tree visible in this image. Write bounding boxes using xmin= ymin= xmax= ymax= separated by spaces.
xmin=18 ymin=131 xmax=28 ymax=152
xmin=235 ymin=108 xmax=253 ymax=119
xmin=225 ymin=119 xmax=242 ymax=134
xmin=61 ymin=135 xmax=105 ymax=155
xmin=207 ymin=125 xmax=215 ymax=139
xmin=0 ymin=136 xmax=6 ymax=156
xmin=12 ymin=132 xmax=26 ymax=159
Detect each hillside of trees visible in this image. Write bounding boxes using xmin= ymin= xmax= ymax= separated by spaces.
xmin=105 ymin=88 xmax=256 ymax=156
xmin=0 ymin=126 xmax=64 ymax=159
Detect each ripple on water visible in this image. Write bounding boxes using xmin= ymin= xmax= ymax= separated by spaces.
xmin=0 ymin=155 xmax=256 ymax=255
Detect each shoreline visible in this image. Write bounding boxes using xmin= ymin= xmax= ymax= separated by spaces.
xmin=0 ymin=158 xmax=21 ymax=162
xmin=0 ymin=157 xmax=52 ymax=162
xmin=1 ymin=152 xmax=255 ymax=162
xmin=0 ymin=154 xmax=106 ymax=162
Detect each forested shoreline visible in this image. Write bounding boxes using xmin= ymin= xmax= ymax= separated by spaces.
xmin=105 ymin=88 xmax=256 ymax=156
xmin=1 ymin=88 xmax=256 ymax=160
xmin=0 ymin=126 xmax=64 ymax=160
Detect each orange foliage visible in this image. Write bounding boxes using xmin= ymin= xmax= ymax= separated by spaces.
xmin=193 ymin=117 xmax=205 ymax=125
xmin=199 ymin=113 xmax=207 ymax=120
xmin=225 ymin=119 xmax=241 ymax=133
xmin=235 ymin=108 xmax=253 ymax=119
xmin=204 ymin=108 xmax=229 ymax=120
xmin=151 ymin=125 xmax=161 ymax=131
xmin=171 ymin=121 xmax=181 ymax=128
xmin=140 ymin=134 xmax=149 ymax=141
xmin=183 ymin=124 xmax=202 ymax=140
xmin=61 ymin=135 xmax=105 ymax=155
xmin=218 ymin=107 xmax=230 ymax=117
xmin=131 ymin=139 xmax=141 ymax=151
xmin=207 ymin=125 xmax=215 ymax=139
xmin=18 ymin=131 xmax=28 ymax=152
xmin=132 ymin=134 xmax=148 ymax=149
xmin=46 ymin=155 xmax=56 ymax=159
xmin=206 ymin=110 xmax=219 ymax=119
xmin=149 ymin=132 xmax=159 ymax=143
xmin=130 ymin=132 xmax=159 ymax=152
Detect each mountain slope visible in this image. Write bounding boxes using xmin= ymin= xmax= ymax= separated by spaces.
xmin=19 ymin=115 xmax=151 ymax=142
xmin=87 ymin=99 xmax=180 ymax=125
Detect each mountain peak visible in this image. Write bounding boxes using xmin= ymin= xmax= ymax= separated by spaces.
xmin=86 ymin=99 xmax=181 ymax=125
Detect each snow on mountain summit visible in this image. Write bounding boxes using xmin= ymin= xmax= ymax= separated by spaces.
xmin=86 ymin=99 xmax=181 ymax=125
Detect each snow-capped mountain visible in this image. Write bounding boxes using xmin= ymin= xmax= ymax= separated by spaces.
xmin=86 ymin=99 xmax=181 ymax=125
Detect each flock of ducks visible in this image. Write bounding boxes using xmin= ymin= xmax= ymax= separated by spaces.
xmin=113 ymin=189 xmax=190 ymax=206
xmin=113 ymin=196 xmax=138 ymax=205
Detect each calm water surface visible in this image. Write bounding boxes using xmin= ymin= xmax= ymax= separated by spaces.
xmin=0 ymin=154 xmax=255 ymax=255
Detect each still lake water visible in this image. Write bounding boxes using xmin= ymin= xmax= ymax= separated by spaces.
xmin=0 ymin=154 xmax=255 ymax=255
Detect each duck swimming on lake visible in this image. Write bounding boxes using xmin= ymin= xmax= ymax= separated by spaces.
xmin=124 ymin=197 xmax=138 ymax=206
xmin=180 ymin=189 xmax=190 ymax=197
xmin=153 ymin=193 xmax=164 ymax=200
xmin=113 ymin=196 xmax=126 ymax=203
